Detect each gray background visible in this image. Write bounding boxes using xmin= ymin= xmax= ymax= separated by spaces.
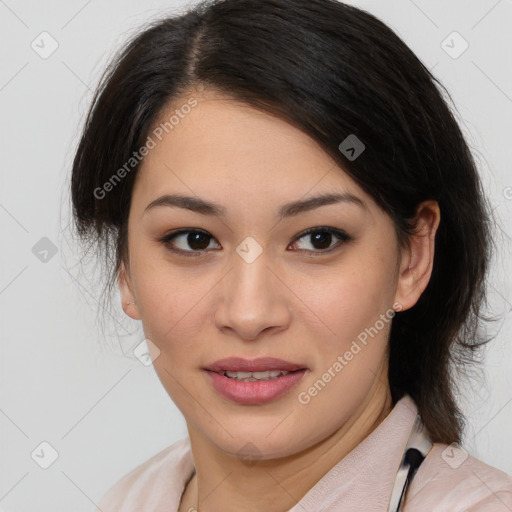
xmin=0 ymin=0 xmax=511 ymax=510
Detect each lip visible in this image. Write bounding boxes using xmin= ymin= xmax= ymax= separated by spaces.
xmin=205 ymin=368 xmax=308 ymax=404
xmin=204 ymin=357 xmax=307 ymax=373
xmin=203 ymin=357 xmax=309 ymax=405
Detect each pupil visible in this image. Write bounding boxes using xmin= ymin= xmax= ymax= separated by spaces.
xmin=188 ymin=232 xmax=210 ymax=250
xmin=311 ymin=232 xmax=331 ymax=250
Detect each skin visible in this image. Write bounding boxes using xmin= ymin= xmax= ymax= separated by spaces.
xmin=119 ymin=85 xmax=441 ymax=512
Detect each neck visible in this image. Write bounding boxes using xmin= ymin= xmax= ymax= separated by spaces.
xmin=181 ymin=374 xmax=393 ymax=512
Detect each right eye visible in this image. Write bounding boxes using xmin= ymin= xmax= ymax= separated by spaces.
xmin=157 ymin=229 xmax=221 ymax=257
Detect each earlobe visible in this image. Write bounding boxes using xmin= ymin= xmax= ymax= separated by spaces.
xmin=394 ymin=200 xmax=441 ymax=312
xmin=118 ymin=262 xmax=141 ymax=320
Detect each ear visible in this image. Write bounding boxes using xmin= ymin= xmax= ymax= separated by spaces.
xmin=394 ymin=200 xmax=441 ymax=312
xmin=118 ymin=261 xmax=141 ymax=320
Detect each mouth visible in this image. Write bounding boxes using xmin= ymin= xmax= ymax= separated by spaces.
xmin=203 ymin=357 xmax=308 ymax=404
xmin=215 ymin=369 xmax=300 ymax=382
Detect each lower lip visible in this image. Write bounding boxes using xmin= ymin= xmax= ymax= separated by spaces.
xmin=205 ymin=370 xmax=307 ymax=404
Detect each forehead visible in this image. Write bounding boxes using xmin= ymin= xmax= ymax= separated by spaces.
xmin=133 ymin=87 xmax=373 ymax=213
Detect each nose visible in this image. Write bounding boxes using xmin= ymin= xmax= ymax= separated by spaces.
xmin=214 ymin=248 xmax=291 ymax=341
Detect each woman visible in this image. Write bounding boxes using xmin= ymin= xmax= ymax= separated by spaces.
xmin=71 ymin=0 xmax=512 ymax=510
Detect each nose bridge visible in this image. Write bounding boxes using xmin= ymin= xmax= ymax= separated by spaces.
xmin=233 ymin=240 xmax=271 ymax=296
xmin=229 ymin=238 xmax=275 ymax=313
xmin=215 ymin=236 xmax=290 ymax=339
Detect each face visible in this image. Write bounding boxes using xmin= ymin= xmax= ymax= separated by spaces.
xmin=119 ymin=86 xmax=425 ymax=460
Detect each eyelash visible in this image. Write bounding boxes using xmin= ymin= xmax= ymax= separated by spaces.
xmin=157 ymin=226 xmax=352 ymax=258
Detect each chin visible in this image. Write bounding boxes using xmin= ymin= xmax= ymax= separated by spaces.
xmin=204 ymin=422 xmax=310 ymax=462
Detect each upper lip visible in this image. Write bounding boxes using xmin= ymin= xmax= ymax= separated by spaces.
xmin=204 ymin=357 xmax=307 ymax=373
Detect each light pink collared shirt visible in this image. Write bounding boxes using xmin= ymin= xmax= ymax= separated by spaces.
xmin=93 ymin=394 xmax=512 ymax=511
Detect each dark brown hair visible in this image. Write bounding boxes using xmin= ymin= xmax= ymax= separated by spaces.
xmin=71 ymin=0 xmax=496 ymax=443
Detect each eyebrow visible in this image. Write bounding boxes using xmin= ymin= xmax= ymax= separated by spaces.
xmin=144 ymin=192 xmax=366 ymax=219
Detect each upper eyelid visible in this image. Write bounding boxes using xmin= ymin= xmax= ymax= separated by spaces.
xmin=162 ymin=226 xmax=347 ymax=241
xmin=160 ymin=226 xmax=349 ymax=251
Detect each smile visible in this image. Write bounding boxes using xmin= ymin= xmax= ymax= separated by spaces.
xmin=205 ymin=368 xmax=308 ymax=404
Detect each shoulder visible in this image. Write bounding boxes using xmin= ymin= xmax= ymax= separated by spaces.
xmin=92 ymin=437 xmax=193 ymax=512
xmin=405 ymin=443 xmax=512 ymax=511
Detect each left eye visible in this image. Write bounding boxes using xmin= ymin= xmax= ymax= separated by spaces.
xmin=288 ymin=227 xmax=351 ymax=253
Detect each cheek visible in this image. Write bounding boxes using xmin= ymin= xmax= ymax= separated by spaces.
xmin=136 ymin=274 xmax=205 ymax=348
xmin=291 ymin=263 xmax=395 ymax=444
xmin=303 ymin=255 xmax=397 ymax=346
xmin=132 ymin=262 xmax=209 ymax=402
xmin=129 ymin=247 xmax=215 ymax=355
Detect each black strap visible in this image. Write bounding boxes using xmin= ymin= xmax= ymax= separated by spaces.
xmin=396 ymin=448 xmax=426 ymax=510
